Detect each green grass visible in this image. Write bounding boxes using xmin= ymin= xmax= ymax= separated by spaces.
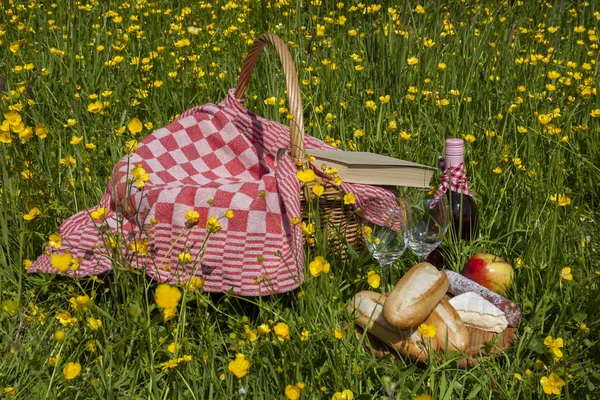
xmin=1 ymin=0 xmax=599 ymax=398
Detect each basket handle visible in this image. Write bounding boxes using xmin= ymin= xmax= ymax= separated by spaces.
xmin=235 ymin=33 xmax=306 ymax=164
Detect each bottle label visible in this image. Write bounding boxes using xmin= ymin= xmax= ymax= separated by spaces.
xmin=433 ymin=156 xmax=473 ymax=200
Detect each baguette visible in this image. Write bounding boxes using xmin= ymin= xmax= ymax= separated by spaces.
xmin=347 ymin=291 xmax=431 ymax=362
xmin=424 ymin=297 xmax=470 ymax=353
xmin=383 ymin=262 xmax=448 ymax=330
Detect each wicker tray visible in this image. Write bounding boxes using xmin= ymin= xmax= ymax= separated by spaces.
xmin=356 ymin=325 xmax=517 ymax=368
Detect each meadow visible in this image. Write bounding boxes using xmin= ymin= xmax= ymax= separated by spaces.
xmin=1 ymin=0 xmax=600 ymax=398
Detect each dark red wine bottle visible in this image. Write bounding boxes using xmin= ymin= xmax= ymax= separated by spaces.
xmin=426 ymin=139 xmax=478 ymax=267
xmin=444 ymin=138 xmax=478 ymax=241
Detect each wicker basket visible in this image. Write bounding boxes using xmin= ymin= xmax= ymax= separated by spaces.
xmin=235 ymin=33 xmax=361 ymax=253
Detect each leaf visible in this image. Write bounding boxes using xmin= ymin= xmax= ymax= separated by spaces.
xmin=466 ymin=384 xmax=482 ymax=400
xmin=572 ymin=311 xmax=587 ymax=322
xmin=528 ymin=338 xmax=545 ymax=354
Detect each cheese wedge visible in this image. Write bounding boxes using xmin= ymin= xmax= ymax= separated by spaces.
xmin=448 ymin=292 xmax=508 ymax=333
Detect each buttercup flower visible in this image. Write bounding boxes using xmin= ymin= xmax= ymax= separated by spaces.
xmin=367 ymin=271 xmax=381 ymax=289
xmin=206 ymin=216 xmax=221 ymax=233
xmin=63 ymin=362 xmax=81 ymax=380
xmin=540 ymin=373 xmax=565 ymax=395
xmin=185 ymin=210 xmax=200 ymax=226
xmin=296 ymin=169 xmax=316 ymax=183
xmin=543 ymin=336 xmax=564 ymax=360
xmin=155 ymin=284 xmax=182 ymax=309
xmin=332 ymin=390 xmax=353 ymax=400
xmin=49 ymin=232 xmax=62 ymax=248
xmin=50 ymin=252 xmax=73 ymax=273
xmin=309 ymin=256 xmax=330 ymax=277
xmin=560 ymin=267 xmax=573 ymax=281
xmin=285 ymin=384 xmax=301 ymax=400
xmin=418 ymin=323 xmax=437 ymax=338
xmin=127 ymin=118 xmax=143 ymax=135
xmin=131 ymin=164 xmax=149 ymax=188
xmin=273 ymin=322 xmax=290 ymax=342
xmin=343 ymin=192 xmax=356 ymax=205
xmin=228 ymin=353 xmax=249 ymax=378
xmin=23 ymin=207 xmax=40 ymax=221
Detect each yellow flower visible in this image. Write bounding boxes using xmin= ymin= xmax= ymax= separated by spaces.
xmin=418 ymin=323 xmax=437 ymax=338
xmin=64 ymin=118 xmax=77 ymax=127
xmin=414 ymin=5 xmax=425 ymax=13
xmin=186 ymin=277 xmax=205 ymax=291
xmin=185 ymin=210 xmax=200 ymax=226
xmin=309 ymin=256 xmax=331 ymax=277
xmin=399 ymin=131 xmax=412 ymax=141
xmin=228 ymin=354 xmax=249 ymax=378
xmin=63 ymin=362 xmax=82 ymax=380
xmin=301 ymin=328 xmax=309 ymax=341
xmin=68 ymin=134 xmax=84 ymax=146
xmin=23 ymin=207 xmax=41 ymax=221
xmin=168 ymin=342 xmax=179 ymax=354
xmin=206 ymin=216 xmax=221 ymax=233
xmin=543 ymin=336 xmax=564 ymax=360
xmin=129 ymin=238 xmax=149 ymax=255
xmin=517 ymin=126 xmax=528 ymax=133
xmin=257 ymin=323 xmax=271 ymax=334
xmin=538 ymin=113 xmax=552 ymax=125
xmin=577 ymin=322 xmax=590 ymax=334
xmin=560 ymin=267 xmax=573 ymax=282
xmin=296 ymin=169 xmax=316 ymax=183
xmin=301 ymin=222 xmax=314 ymax=236
xmin=131 ymin=164 xmax=149 ymax=187
xmin=125 ymin=139 xmax=138 ymax=155
xmin=88 ymin=317 xmax=102 ymax=330
xmin=462 ymin=134 xmax=476 ymax=143
xmin=493 ymin=167 xmax=503 ymax=175
xmin=127 ymin=118 xmax=143 ymax=135
xmin=332 ymin=390 xmax=354 ymax=400
xmin=263 ymin=96 xmax=276 ymax=105
xmin=89 ymin=208 xmax=107 ymax=220
xmin=50 ymin=252 xmax=73 ymax=273
xmin=414 ymin=395 xmax=433 ymax=400
xmin=407 ymin=56 xmax=419 ymax=65
xmin=163 ymin=307 xmax=177 ymax=322
xmin=367 ymin=271 xmax=381 ymax=289
xmin=365 ymin=100 xmax=377 ymax=111
xmin=285 ymin=385 xmax=301 ymax=400
xmin=550 ymin=194 xmax=571 ymax=206
xmin=155 ymin=284 xmax=182 ymax=309
xmin=3 ymin=387 xmax=16 ymax=398
xmin=333 ymin=328 xmax=344 ymax=340
xmin=312 ymin=183 xmax=325 ymax=197
xmin=540 ymin=373 xmax=565 ymax=395
xmin=590 ymin=109 xmax=600 ymax=118
xmin=225 ymin=209 xmax=234 ymax=219
xmin=274 ymin=322 xmax=290 ymax=342
xmin=178 ymin=252 xmax=192 ymax=264
xmin=54 ymin=329 xmax=66 ymax=342
xmin=343 ymin=192 xmax=356 ymax=205
xmin=87 ymin=101 xmax=103 ymax=114
xmin=547 ymin=71 xmax=561 ymax=79
xmin=379 ymin=95 xmax=391 ymax=104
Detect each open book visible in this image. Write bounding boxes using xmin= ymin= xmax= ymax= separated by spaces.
xmin=308 ymin=149 xmax=435 ymax=188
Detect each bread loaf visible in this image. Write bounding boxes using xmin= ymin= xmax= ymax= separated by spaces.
xmin=383 ymin=263 xmax=448 ymax=330
xmin=347 ymin=291 xmax=431 ymax=362
xmin=424 ymin=297 xmax=470 ymax=352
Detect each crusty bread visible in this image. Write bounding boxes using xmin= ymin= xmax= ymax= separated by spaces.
xmin=383 ymin=262 xmax=448 ymax=330
xmin=347 ymin=291 xmax=432 ymax=362
xmin=424 ymin=297 xmax=470 ymax=352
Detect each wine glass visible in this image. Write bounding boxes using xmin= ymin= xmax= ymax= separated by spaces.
xmin=407 ymin=190 xmax=450 ymax=263
xmin=362 ymin=198 xmax=412 ymax=293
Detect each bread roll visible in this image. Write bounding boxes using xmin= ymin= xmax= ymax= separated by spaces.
xmin=347 ymin=291 xmax=431 ymax=362
xmin=424 ymin=297 xmax=470 ymax=353
xmin=383 ymin=262 xmax=448 ymax=330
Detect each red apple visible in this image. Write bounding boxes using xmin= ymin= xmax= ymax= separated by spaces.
xmin=463 ymin=253 xmax=514 ymax=294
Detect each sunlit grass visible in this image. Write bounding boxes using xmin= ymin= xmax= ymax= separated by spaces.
xmin=1 ymin=0 xmax=599 ymax=398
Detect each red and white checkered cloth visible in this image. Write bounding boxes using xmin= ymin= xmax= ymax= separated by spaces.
xmin=29 ymin=89 xmax=400 ymax=296
xmin=433 ymin=156 xmax=473 ymax=201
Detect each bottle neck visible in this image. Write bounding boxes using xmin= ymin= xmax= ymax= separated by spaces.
xmin=444 ymin=138 xmax=465 ymax=170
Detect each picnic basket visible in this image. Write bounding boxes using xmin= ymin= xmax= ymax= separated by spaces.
xmin=235 ymin=32 xmax=362 ymax=252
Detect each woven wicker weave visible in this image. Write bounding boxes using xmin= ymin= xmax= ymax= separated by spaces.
xmin=235 ymin=33 xmax=361 ymax=252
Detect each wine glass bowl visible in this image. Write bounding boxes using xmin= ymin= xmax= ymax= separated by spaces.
xmin=407 ymin=192 xmax=450 ymax=263
xmin=362 ymin=198 xmax=411 ymax=292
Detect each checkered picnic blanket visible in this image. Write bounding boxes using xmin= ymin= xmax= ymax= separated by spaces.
xmin=29 ymin=89 xmax=400 ymax=296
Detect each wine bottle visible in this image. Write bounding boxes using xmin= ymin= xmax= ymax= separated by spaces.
xmin=426 ymin=139 xmax=478 ymax=268
xmin=443 ymin=138 xmax=479 ymax=241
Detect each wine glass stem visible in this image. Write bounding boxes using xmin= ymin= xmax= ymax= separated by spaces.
xmin=379 ymin=261 xmax=393 ymax=294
